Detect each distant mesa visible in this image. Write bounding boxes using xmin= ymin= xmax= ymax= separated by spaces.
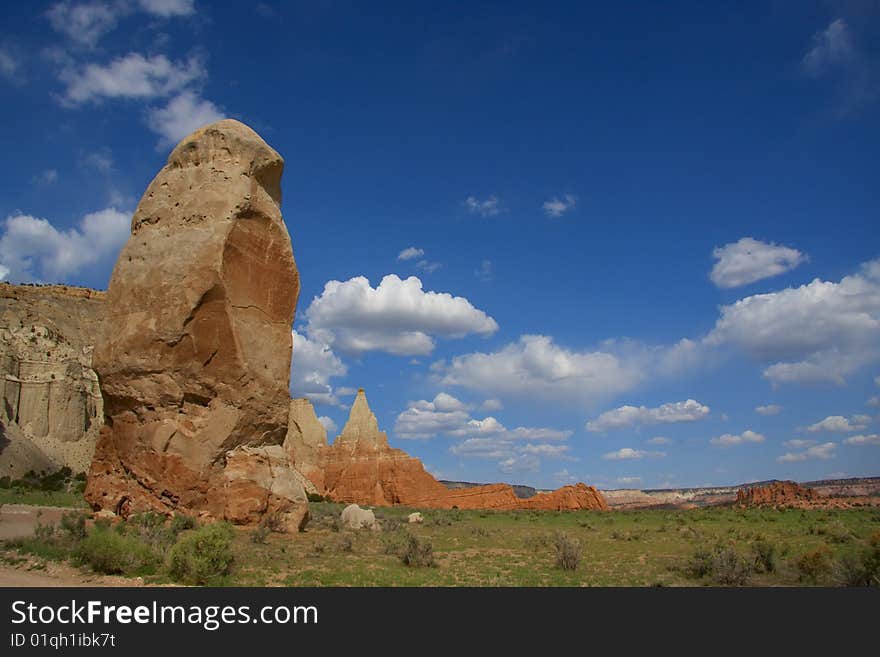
xmin=736 ymin=480 xmax=821 ymax=509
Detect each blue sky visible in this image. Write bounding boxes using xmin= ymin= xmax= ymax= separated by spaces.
xmin=1 ymin=1 xmax=878 ymax=489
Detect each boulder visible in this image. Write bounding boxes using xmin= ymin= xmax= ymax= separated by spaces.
xmin=84 ymin=119 xmax=307 ymax=528
xmin=407 ymin=512 xmax=423 ymax=524
xmin=339 ymin=503 xmax=380 ymax=531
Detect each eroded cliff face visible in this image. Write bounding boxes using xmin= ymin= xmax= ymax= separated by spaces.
xmin=0 ymin=284 xmax=105 ymax=478
xmin=296 ymin=389 xmax=608 ymax=511
xmin=84 ymin=119 xmax=308 ymax=530
xmin=736 ymin=481 xmax=821 ymax=508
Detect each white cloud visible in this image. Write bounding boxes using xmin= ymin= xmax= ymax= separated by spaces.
xmin=304 ymin=274 xmax=498 ymax=356
xmin=645 ymin=436 xmax=671 ymax=445
xmin=802 ymin=19 xmax=855 ymax=78
xmin=778 ymin=442 xmax=837 ymax=462
xmin=146 ymin=90 xmax=224 ymax=147
xmin=0 ymin=207 xmax=129 ymax=283
xmin=397 ymin=247 xmax=424 ymax=261
xmin=335 ymin=387 xmax=358 ymax=397
xmin=710 ymin=237 xmax=807 ymax=289
xmin=317 ymin=415 xmax=337 ymax=436
xmin=602 ymin=448 xmax=666 ymax=460
xmin=138 ymin=0 xmax=195 ymax=17
xmin=615 ymin=476 xmax=642 ymax=486
xmin=755 ymin=404 xmax=783 ymax=416
xmin=475 ymin=259 xmax=493 ymax=282
xmin=868 ymin=396 xmax=880 ymax=408
xmin=542 ymin=194 xmax=577 ymax=218
xmin=0 ymin=48 xmax=20 ymax=82
xmin=464 ymin=195 xmax=500 ymax=217
xmin=586 ymin=399 xmax=710 ymax=432
xmin=806 ymin=415 xmax=869 ymax=433
xmin=783 ymin=439 xmax=817 ymax=449
xmin=47 ymin=1 xmax=121 ymax=47
xmin=415 ymin=260 xmax=442 ymax=274
xmin=437 ymin=334 xmax=641 ymax=405
xmin=498 ymin=454 xmax=540 ymax=474
xmin=290 ymin=330 xmax=348 ymax=407
xmin=80 ymin=149 xmax=114 ymax=172
xmin=38 ymin=169 xmax=59 ymax=185
xmin=482 ymin=398 xmax=503 ymax=411
xmin=61 ymin=53 xmax=205 ymax=105
xmin=705 ymin=260 xmax=880 ymax=385
xmin=394 ymin=394 xmax=472 ymax=440
xmin=844 ymin=434 xmax=880 ymax=446
xmin=709 ymin=430 xmax=765 ymax=447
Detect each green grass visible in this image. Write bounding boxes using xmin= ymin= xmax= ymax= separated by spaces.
xmin=0 ymin=487 xmax=88 ymax=508
xmin=4 ymin=502 xmax=879 ymax=586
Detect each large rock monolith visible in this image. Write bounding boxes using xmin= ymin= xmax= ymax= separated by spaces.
xmin=85 ymin=119 xmax=307 ymax=530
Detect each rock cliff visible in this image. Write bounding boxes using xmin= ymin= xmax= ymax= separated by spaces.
xmin=0 ymin=284 xmax=105 ymax=477
xmin=84 ymin=119 xmax=308 ymax=530
xmin=736 ymin=480 xmax=820 ymax=508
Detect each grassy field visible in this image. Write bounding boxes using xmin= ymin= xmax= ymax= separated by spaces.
xmin=0 ymin=487 xmax=89 ymax=508
xmin=3 ymin=498 xmax=879 ymax=586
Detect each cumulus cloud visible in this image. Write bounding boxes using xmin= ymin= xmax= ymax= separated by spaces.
xmin=37 ymin=169 xmax=59 ymax=185
xmin=47 ymin=0 xmax=196 ymax=47
xmin=615 ymin=476 xmax=642 ymax=486
xmin=394 ymin=394 xmax=472 ymax=440
xmin=783 ymin=439 xmax=817 ymax=449
xmin=802 ymin=19 xmax=855 ymax=78
xmin=397 ymin=247 xmax=424 ymax=261
xmin=806 ymin=415 xmax=870 ymax=433
xmin=475 ymin=259 xmax=493 ymax=282
xmin=601 ymin=448 xmax=666 ymax=460
xmin=464 ymin=195 xmax=501 ymax=217
xmin=778 ymin=442 xmax=837 ymax=462
xmin=317 ymin=415 xmax=337 ymax=436
xmin=586 ymin=399 xmax=710 ymax=432
xmin=709 ymin=430 xmax=765 ymax=447
xmin=436 ymin=334 xmax=642 ymax=406
xmin=290 ymin=330 xmax=348 ymax=407
xmin=0 ymin=207 xmax=129 ymax=283
xmin=0 ymin=48 xmax=21 ymax=82
xmin=146 ymin=90 xmax=225 ymax=147
xmin=415 ymin=260 xmax=442 ymax=274
xmin=60 ymin=53 xmax=205 ymax=105
xmin=710 ymin=237 xmax=807 ymax=289
xmin=482 ymin=398 xmax=503 ymax=411
xmin=645 ymin=436 xmax=671 ymax=445
xmin=542 ymin=194 xmax=577 ymax=218
xmin=498 ymin=454 xmax=540 ymax=474
xmin=755 ymin=404 xmax=783 ymax=416
xmin=138 ymin=0 xmax=195 ymax=18
xmin=705 ymin=260 xmax=880 ymax=385
xmin=868 ymin=396 xmax=880 ymax=408
xmin=303 ymin=274 xmax=498 ymax=356
xmin=844 ymin=434 xmax=880 ymax=446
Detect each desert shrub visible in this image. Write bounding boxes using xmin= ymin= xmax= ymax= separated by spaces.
xmin=127 ymin=512 xmax=175 ymax=549
xmin=399 ymin=532 xmax=436 ymax=568
xmin=250 ymin=526 xmax=270 ymax=544
xmin=33 ymin=521 xmax=56 ymax=543
xmin=835 ymin=531 xmax=880 ymax=587
xmin=168 ymin=523 xmax=235 ymax=585
xmin=74 ymin=527 xmax=161 ymax=576
xmin=553 ymin=532 xmax=581 ymax=571
xmin=523 ymin=534 xmax=551 ymax=552
xmin=751 ymin=539 xmax=777 ymax=574
xmin=0 ymin=476 xmax=11 ymax=488
xmin=381 ymin=518 xmax=402 ymax=532
xmin=170 ymin=513 xmax=196 ymax=533
xmin=471 ymin=527 xmax=489 ymax=538
xmin=686 ymin=548 xmax=714 ymax=579
xmin=712 ymin=547 xmax=752 ymax=586
xmin=339 ymin=534 xmax=354 ymax=553
xmin=824 ymin=521 xmax=854 ymax=544
xmin=259 ymin=511 xmax=286 ymax=534
xmin=306 ymin=493 xmax=326 ymax=503
xmin=60 ymin=512 xmax=88 ymax=541
xmin=794 ymin=546 xmax=834 ymax=584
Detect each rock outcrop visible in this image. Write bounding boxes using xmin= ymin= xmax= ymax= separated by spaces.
xmin=85 ymin=119 xmax=308 ymax=530
xmin=283 ymin=397 xmax=327 ymax=493
xmin=295 ymin=389 xmax=608 ymax=511
xmin=0 ymin=284 xmax=105 ymax=478
xmin=736 ymin=481 xmax=821 ymax=508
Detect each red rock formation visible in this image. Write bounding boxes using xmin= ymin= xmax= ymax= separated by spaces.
xmin=295 ymin=390 xmax=608 ymax=511
xmin=736 ymin=481 xmax=820 ymax=507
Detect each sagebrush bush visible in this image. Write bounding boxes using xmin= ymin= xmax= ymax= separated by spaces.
xmin=60 ymin=512 xmax=88 ymax=540
xmin=74 ymin=527 xmax=161 ymax=576
xmin=250 ymin=526 xmax=270 ymax=544
xmin=711 ymin=547 xmax=752 ymax=586
xmin=795 ymin=546 xmax=834 ymax=584
xmin=168 ymin=523 xmax=235 ymax=585
xmin=399 ymin=532 xmax=436 ymax=567
xmin=170 ymin=513 xmax=196 ymax=533
xmin=751 ymin=539 xmax=777 ymax=574
xmin=686 ymin=548 xmax=714 ymax=579
xmin=553 ymin=532 xmax=581 ymax=571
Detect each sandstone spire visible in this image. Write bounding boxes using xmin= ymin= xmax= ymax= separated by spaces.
xmin=336 ymin=388 xmax=388 ymax=448
xmin=84 ymin=119 xmax=308 ymax=530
